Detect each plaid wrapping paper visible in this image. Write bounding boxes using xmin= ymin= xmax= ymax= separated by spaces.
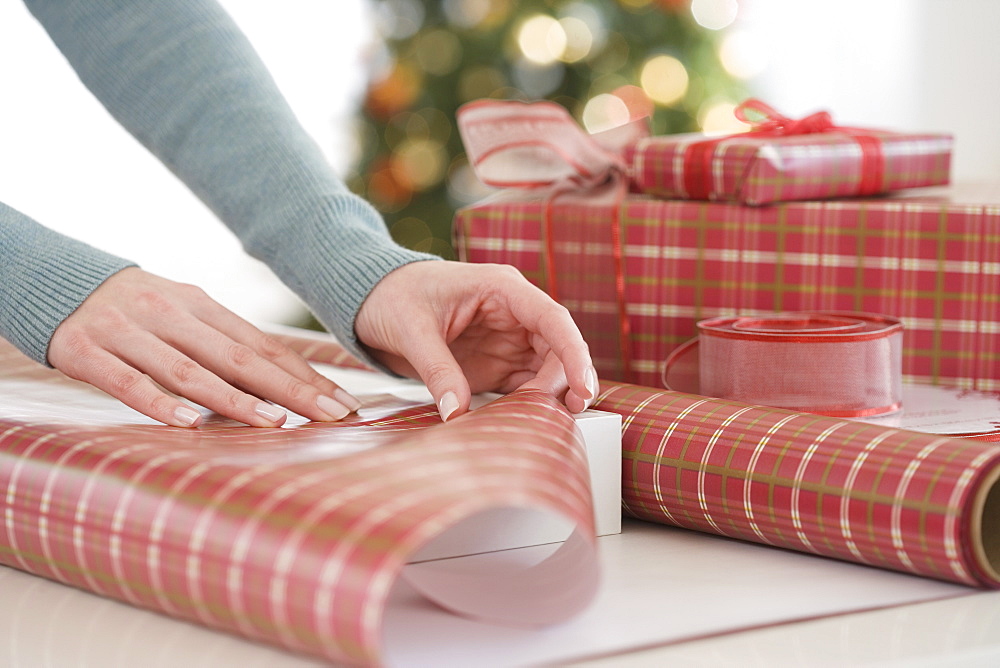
xmin=594 ymin=381 xmax=1000 ymax=587
xmin=455 ymin=183 xmax=1000 ymax=390
xmin=0 ymin=341 xmax=597 ymax=665
xmin=631 ymin=129 xmax=952 ymax=206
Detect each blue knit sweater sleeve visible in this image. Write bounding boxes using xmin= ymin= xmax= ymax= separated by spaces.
xmin=6 ymin=0 xmax=435 ymax=365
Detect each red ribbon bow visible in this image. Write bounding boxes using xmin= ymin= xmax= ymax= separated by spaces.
xmin=684 ymin=98 xmax=886 ymax=200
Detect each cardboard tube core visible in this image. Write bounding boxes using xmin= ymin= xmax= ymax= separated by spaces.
xmin=972 ymin=462 xmax=1000 ymax=585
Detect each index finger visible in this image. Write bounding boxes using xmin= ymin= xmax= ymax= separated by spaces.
xmin=497 ymin=272 xmax=596 ymax=404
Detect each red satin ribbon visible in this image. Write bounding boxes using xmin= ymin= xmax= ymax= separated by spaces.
xmin=663 ymin=312 xmax=904 ymax=418
xmin=683 ymin=99 xmax=887 ymax=200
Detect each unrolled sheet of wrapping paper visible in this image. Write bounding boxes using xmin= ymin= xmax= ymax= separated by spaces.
xmin=0 ymin=341 xmax=599 ymax=666
xmin=594 ymin=380 xmax=1000 ymax=588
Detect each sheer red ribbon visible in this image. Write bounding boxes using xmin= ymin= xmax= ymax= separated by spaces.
xmin=663 ymin=312 xmax=904 ymax=418
xmin=683 ymin=99 xmax=887 ymax=200
xmin=457 ymin=100 xmax=646 ymax=381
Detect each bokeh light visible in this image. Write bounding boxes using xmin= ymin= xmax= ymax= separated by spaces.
xmin=414 ymin=29 xmax=463 ymax=77
xmin=582 ymin=93 xmax=631 ymax=133
xmin=640 ymin=54 xmax=689 ymax=106
xmin=612 ymin=84 xmax=655 ymax=120
xmin=364 ymin=60 xmax=423 ymax=119
xmin=441 ymin=0 xmax=490 ymax=29
xmin=699 ymin=100 xmax=751 ymax=135
xmin=517 ymin=15 xmax=568 ymax=65
xmin=691 ymin=0 xmax=739 ymax=31
xmin=557 ymin=17 xmax=593 ymax=62
xmin=375 ymin=0 xmax=425 ymax=39
xmin=393 ymin=137 xmax=449 ymax=191
xmin=458 ymin=65 xmax=509 ymax=102
xmin=512 ymin=58 xmax=567 ymax=98
xmin=560 ymin=2 xmax=608 ymax=59
xmin=719 ymin=29 xmax=768 ymax=79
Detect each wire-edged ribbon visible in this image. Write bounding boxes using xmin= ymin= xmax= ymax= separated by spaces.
xmin=683 ymin=99 xmax=886 ymax=200
xmin=457 ymin=100 xmax=646 ymax=382
xmin=663 ymin=312 xmax=903 ymax=418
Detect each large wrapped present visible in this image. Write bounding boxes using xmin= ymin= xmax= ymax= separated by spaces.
xmin=458 ymin=99 xmax=952 ymax=206
xmin=457 ymin=182 xmax=1000 ymax=390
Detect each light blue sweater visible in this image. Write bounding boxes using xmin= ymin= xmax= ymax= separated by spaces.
xmin=1 ymin=0 xmax=435 ymax=366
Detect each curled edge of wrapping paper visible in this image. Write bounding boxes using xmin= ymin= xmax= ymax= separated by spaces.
xmin=0 ymin=343 xmax=600 ymax=666
xmin=662 ymin=312 xmax=903 ymax=418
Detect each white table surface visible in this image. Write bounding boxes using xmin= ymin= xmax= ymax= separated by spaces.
xmin=2 ymin=518 xmax=998 ymax=667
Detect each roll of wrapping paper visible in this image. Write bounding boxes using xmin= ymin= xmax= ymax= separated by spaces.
xmin=0 ymin=341 xmax=599 ymax=666
xmin=594 ymin=380 xmax=1000 ymax=587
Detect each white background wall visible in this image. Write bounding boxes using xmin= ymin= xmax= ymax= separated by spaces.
xmin=2 ymin=1 xmax=998 ymax=325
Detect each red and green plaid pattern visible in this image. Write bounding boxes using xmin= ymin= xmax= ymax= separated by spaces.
xmin=595 ymin=380 xmax=1000 ymax=587
xmin=0 ymin=343 xmax=596 ymax=665
xmin=456 ymin=184 xmax=1000 ymax=390
xmin=630 ymin=131 xmax=952 ymax=205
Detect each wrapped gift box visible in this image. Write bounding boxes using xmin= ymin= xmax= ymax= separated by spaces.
xmin=630 ymin=128 xmax=952 ymax=205
xmin=455 ymin=183 xmax=1000 ymax=391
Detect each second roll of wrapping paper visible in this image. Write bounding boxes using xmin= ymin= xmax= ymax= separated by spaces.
xmin=595 ymin=381 xmax=1000 ymax=587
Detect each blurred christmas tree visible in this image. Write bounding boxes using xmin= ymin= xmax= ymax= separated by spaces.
xmin=349 ymin=0 xmax=747 ymax=260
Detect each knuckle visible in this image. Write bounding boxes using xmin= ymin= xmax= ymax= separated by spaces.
xmin=107 ymin=368 xmax=145 ymax=398
xmin=420 ymin=360 xmax=455 ymax=389
xmin=132 ymin=289 xmax=175 ymax=315
xmin=256 ymin=334 xmax=288 ymax=362
xmin=168 ymin=358 xmax=201 ymax=384
xmin=149 ymin=393 xmax=180 ymax=418
xmin=225 ymin=343 xmax=257 ymax=369
xmin=282 ymin=377 xmax=310 ymax=403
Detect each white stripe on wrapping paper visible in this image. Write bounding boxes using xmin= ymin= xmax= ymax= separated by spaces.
xmin=698 ymin=406 xmax=756 ymax=535
xmin=652 ymin=399 xmax=709 ymax=524
xmin=606 ymin=386 xmax=656 ymax=519
xmin=74 ymin=443 xmax=154 ymax=597
xmin=111 ymin=450 xmax=192 ymax=608
xmin=40 ymin=435 xmax=122 ymax=589
xmin=627 ymin=245 xmax=991 ymax=276
xmin=4 ymin=429 xmax=56 ymax=574
xmin=840 ymin=430 xmax=897 ymax=564
xmin=892 ymin=438 xmax=953 ymax=573
xmin=147 ymin=460 xmax=220 ymax=623
xmin=944 ymin=448 xmax=997 ymax=581
xmin=791 ymin=422 xmax=847 ymax=552
xmin=464 ymin=238 xmax=542 ymax=254
xmin=744 ymin=414 xmax=800 ymax=545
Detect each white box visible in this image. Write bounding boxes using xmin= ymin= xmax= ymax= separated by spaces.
xmin=316 ymin=365 xmax=622 ymax=561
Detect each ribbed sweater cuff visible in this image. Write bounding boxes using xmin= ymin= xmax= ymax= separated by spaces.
xmin=268 ymin=198 xmax=440 ymax=367
xmin=0 ymin=221 xmax=135 ymax=366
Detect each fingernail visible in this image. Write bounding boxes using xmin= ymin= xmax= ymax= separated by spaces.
xmin=585 ymin=366 xmax=599 ymax=402
xmin=438 ymin=391 xmax=459 ymax=422
xmin=173 ymin=405 xmax=201 ymax=427
xmin=317 ymin=395 xmax=351 ymax=420
xmin=255 ymin=402 xmax=286 ymax=423
xmin=333 ymin=388 xmax=362 ymax=412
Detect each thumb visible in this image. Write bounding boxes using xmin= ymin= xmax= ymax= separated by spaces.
xmin=404 ymin=331 xmax=472 ymax=422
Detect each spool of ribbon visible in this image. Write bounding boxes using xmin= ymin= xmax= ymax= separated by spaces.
xmin=663 ymin=312 xmax=903 ymax=418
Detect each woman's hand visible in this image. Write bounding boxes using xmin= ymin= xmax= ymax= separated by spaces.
xmin=355 ymin=261 xmax=598 ymax=421
xmin=48 ymin=267 xmax=361 ymax=427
